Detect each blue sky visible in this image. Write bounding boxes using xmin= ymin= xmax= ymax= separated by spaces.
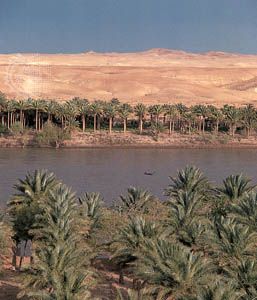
xmin=1 ymin=0 xmax=257 ymax=53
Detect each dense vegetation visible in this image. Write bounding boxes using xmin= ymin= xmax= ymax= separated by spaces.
xmin=1 ymin=92 xmax=257 ymax=139
xmin=1 ymin=166 xmax=257 ymax=299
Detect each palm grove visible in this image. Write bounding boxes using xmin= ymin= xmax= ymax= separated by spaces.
xmin=1 ymin=92 xmax=257 ymax=143
xmin=0 ymin=166 xmax=257 ymax=299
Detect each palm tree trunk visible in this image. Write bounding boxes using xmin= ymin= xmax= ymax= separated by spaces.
xmin=109 ymin=117 xmax=112 ymax=134
xmin=82 ymin=114 xmax=86 ymax=132
xmin=7 ymin=111 xmax=10 ymax=129
xmin=169 ymin=120 xmax=172 ymax=135
xmin=35 ymin=109 xmax=38 ymax=131
xmin=119 ymin=268 xmax=124 ymax=284
xmin=216 ymin=121 xmax=219 ymax=134
xmin=123 ymin=118 xmax=127 ymax=133
xmin=20 ymin=110 xmax=23 ymax=128
xmin=172 ymin=120 xmax=175 ymax=133
xmin=94 ymin=114 xmax=97 ymax=132
xmin=139 ymin=117 xmax=143 ymax=134
xmin=97 ymin=115 xmax=101 ymax=130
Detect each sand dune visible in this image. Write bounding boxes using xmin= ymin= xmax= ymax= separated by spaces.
xmin=1 ymin=48 xmax=257 ymax=106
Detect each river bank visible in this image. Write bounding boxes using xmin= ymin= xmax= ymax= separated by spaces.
xmin=1 ymin=131 xmax=257 ymax=149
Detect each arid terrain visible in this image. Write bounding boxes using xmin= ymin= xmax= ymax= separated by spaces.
xmin=1 ymin=48 xmax=257 ymax=105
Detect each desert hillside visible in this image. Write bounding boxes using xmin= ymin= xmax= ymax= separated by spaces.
xmin=1 ymin=48 xmax=257 ymax=106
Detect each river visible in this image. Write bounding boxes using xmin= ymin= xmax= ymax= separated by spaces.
xmin=0 ymin=147 xmax=257 ymax=206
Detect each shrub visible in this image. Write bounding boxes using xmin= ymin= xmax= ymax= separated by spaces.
xmin=35 ymin=122 xmax=71 ymax=147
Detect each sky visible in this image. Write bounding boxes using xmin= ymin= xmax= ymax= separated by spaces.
xmin=1 ymin=0 xmax=257 ymax=54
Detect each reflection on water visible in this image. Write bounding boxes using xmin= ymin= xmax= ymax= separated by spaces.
xmin=0 ymin=147 xmax=257 ymax=206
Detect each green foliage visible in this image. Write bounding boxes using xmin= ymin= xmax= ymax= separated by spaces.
xmin=117 ymin=187 xmax=155 ymax=213
xmin=136 ymin=239 xmax=213 ymax=299
xmin=79 ymin=192 xmax=103 ymax=236
xmin=35 ymin=122 xmax=71 ymax=147
xmin=8 ymin=169 xmax=59 ymax=243
xmin=5 ymin=165 xmax=257 ymax=299
xmin=19 ymin=185 xmax=92 ymax=299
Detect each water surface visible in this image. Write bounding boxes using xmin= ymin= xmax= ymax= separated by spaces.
xmin=1 ymin=148 xmax=257 ymax=206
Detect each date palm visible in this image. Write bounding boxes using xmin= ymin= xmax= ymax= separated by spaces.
xmin=134 ymin=103 xmax=147 ymax=134
xmin=73 ymin=98 xmax=89 ymax=132
xmin=192 ymin=104 xmax=208 ymax=133
xmin=216 ymin=174 xmax=255 ymax=202
xmin=118 ymin=187 xmax=154 ymax=213
xmin=111 ymin=216 xmax=160 ymax=284
xmin=240 ymin=104 xmax=256 ymax=138
xmin=231 ymin=192 xmax=257 ymax=231
xmin=79 ymin=192 xmax=103 ymax=234
xmin=208 ymin=105 xmax=224 ymax=134
xmin=5 ymin=100 xmax=16 ymax=129
xmin=164 ymin=104 xmax=178 ymax=134
xmin=16 ymin=99 xmax=29 ymax=129
xmin=0 ymin=92 xmax=7 ymax=126
xmin=136 ymin=239 xmax=213 ymax=299
xmin=148 ymin=104 xmax=163 ymax=126
xmin=166 ymin=189 xmax=205 ymax=247
xmin=90 ymin=100 xmax=103 ymax=132
xmin=119 ymin=103 xmax=133 ymax=133
xmin=197 ymin=282 xmax=241 ymax=300
xmin=164 ymin=166 xmax=209 ymax=197
xmin=104 ymin=101 xmax=117 ymax=133
xmin=222 ymin=105 xmax=241 ymax=136
xmin=224 ymin=258 xmax=257 ymax=298
xmin=45 ymin=100 xmax=58 ymax=123
xmin=209 ymin=218 xmax=257 ymax=266
xmin=19 ymin=185 xmax=91 ymax=299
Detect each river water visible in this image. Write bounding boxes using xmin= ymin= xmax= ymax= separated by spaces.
xmin=1 ymin=147 xmax=257 ymax=206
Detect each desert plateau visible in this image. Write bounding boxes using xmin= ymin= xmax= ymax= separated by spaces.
xmin=1 ymin=48 xmax=257 ymax=105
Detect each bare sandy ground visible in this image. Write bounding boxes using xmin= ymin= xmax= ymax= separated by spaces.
xmin=1 ymin=48 xmax=257 ymax=105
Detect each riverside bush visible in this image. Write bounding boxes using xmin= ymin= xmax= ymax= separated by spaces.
xmin=35 ymin=122 xmax=71 ymax=147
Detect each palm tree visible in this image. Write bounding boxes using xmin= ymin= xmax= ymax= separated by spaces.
xmin=231 ymin=192 xmax=257 ymax=231
xmin=118 ymin=187 xmax=154 ymax=213
xmin=216 ymin=174 xmax=255 ymax=202
xmin=74 ymin=98 xmax=89 ymax=132
xmin=45 ymin=100 xmax=58 ymax=123
xmin=224 ymin=258 xmax=257 ymax=298
xmin=119 ymin=103 xmax=133 ymax=133
xmin=164 ymin=166 xmax=209 ymax=197
xmin=111 ymin=216 xmax=160 ymax=284
xmin=104 ymin=102 xmax=117 ymax=133
xmin=5 ymin=100 xmax=16 ymax=129
xmin=164 ymin=104 xmax=178 ymax=134
xmin=79 ymin=192 xmax=103 ymax=234
xmin=209 ymin=218 xmax=257 ymax=266
xmin=208 ymin=105 xmax=224 ymax=134
xmin=136 ymin=239 xmax=213 ymax=299
xmin=0 ymin=92 xmax=7 ymax=126
xmin=166 ymin=189 xmax=205 ymax=247
xmin=148 ymin=105 xmax=163 ymax=126
xmin=19 ymin=184 xmax=91 ymax=299
xmin=134 ymin=103 xmax=147 ymax=134
xmin=197 ymin=282 xmax=242 ymax=300
xmin=192 ymin=104 xmax=208 ymax=133
xmin=8 ymin=170 xmax=59 ymax=269
xmin=90 ymin=100 xmax=103 ymax=132
xmin=240 ymin=104 xmax=256 ymax=138
xmin=63 ymin=100 xmax=79 ymax=129
xmin=222 ymin=105 xmax=241 ymax=136
xmin=16 ymin=99 xmax=29 ymax=129
xmin=175 ymin=103 xmax=188 ymax=132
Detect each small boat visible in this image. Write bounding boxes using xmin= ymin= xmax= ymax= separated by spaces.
xmin=144 ymin=171 xmax=155 ymax=176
